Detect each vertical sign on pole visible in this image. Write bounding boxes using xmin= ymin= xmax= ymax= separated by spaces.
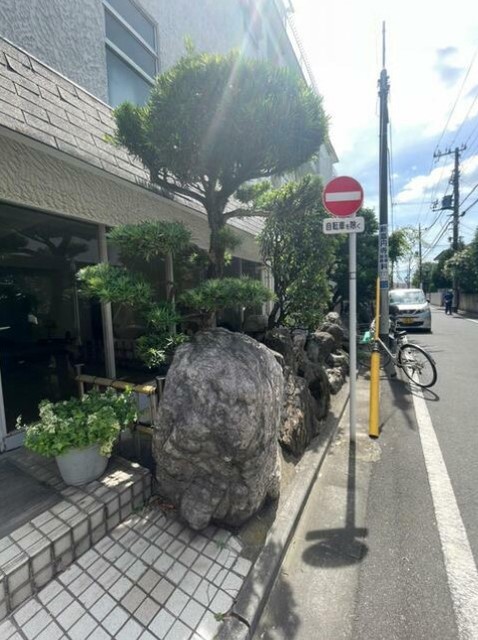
xmin=323 ymin=177 xmax=364 ymax=443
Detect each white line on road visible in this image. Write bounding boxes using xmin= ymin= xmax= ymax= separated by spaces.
xmin=466 ymin=319 xmax=478 ymax=325
xmin=411 ymin=385 xmax=478 ymax=639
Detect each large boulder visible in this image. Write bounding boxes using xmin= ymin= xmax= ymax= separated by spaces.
xmin=263 ymin=328 xmax=296 ymax=372
xmin=280 ymin=367 xmax=322 ymax=456
xmin=300 ymin=358 xmax=331 ymax=420
xmin=153 ymin=329 xmax=284 ymax=530
xmin=320 ymin=322 xmax=345 ymax=350
xmin=324 ymin=311 xmax=341 ymax=325
xmin=326 ymin=367 xmax=346 ymax=394
xmin=306 ymin=331 xmax=335 ymax=363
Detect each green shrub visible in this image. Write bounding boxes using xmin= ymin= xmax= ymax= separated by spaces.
xmin=20 ymin=389 xmax=137 ymax=458
xmin=178 ymin=277 xmax=274 ymax=314
xmin=108 ymin=221 xmax=192 ymax=262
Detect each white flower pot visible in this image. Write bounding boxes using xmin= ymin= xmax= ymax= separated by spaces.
xmin=55 ymin=443 xmax=109 ymax=486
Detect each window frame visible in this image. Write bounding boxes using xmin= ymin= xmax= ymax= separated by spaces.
xmin=103 ymin=0 xmax=158 ymax=89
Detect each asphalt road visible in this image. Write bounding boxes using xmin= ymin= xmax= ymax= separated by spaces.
xmin=254 ymin=306 xmax=478 ymax=640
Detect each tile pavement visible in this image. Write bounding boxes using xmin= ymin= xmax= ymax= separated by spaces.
xmin=0 ymin=450 xmax=151 ymax=621
xmin=0 ymin=507 xmax=252 ymax=640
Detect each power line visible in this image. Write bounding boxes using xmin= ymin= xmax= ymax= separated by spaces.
xmin=421 ymin=48 xmax=478 ymax=228
xmin=449 ymin=57 xmax=478 ymax=147
xmin=434 ymin=47 xmax=478 ymax=154
xmin=460 ymin=182 xmax=478 ymax=206
xmin=422 ymin=219 xmax=452 ymax=260
xmin=462 ymin=195 xmax=478 ymax=216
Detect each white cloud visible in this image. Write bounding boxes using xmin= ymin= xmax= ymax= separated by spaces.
xmin=395 ymin=161 xmax=454 ymax=204
xmin=293 ymin=0 xmax=478 ymax=170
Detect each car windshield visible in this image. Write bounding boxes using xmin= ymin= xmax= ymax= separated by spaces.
xmin=389 ymin=290 xmax=426 ymax=305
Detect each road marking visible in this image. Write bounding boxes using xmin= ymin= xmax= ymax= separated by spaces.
xmin=411 ymin=385 xmax=478 ymax=639
xmin=466 ymin=319 xmax=478 ymax=325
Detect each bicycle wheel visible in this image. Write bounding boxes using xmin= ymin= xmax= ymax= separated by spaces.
xmin=398 ymin=343 xmax=437 ymax=388
xmin=356 ymin=340 xmax=391 ymax=370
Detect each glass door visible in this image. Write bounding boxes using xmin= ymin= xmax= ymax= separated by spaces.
xmin=0 ymin=204 xmax=103 ymax=443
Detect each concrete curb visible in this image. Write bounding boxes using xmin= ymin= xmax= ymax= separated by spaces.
xmin=215 ymin=383 xmax=350 ymax=640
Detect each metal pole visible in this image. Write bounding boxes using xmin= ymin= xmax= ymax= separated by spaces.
xmin=349 ymin=230 xmax=357 ymax=443
xmin=452 ymin=147 xmax=460 ymax=312
xmin=98 ymin=225 xmax=116 ymax=379
xmin=419 ymin=224 xmax=423 ymax=290
xmin=369 ymin=277 xmax=381 ymax=438
xmin=378 ymin=22 xmax=390 ymax=343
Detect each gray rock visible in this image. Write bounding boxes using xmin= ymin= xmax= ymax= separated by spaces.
xmin=320 ymin=322 xmax=345 ymax=349
xmin=263 ymin=328 xmax=296 ymax=372
xmin=324 ymin=311 xmax=342 ymax=326
xmin=280 ymin=366 xmax=321 ymax=456
xmin=327 ymin=351 xmax=349 ymax=373
xmin=243 ymin=314 xmax=268 ymax=333
xmin=306 ymin=331 xmax=335 ymax=363
xmin=300 ymin=358 xmax=331 ymax=420
xmin=326 ymin=367 xmax=346 ymax=394
xmin=153 ymin=328 xmax=284 ymax=530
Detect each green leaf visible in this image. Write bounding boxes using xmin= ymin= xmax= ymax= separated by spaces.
xmin=108 ymin=221 xmax=192 ymax=261
xmin=76 ymin=264 xmax=153 ymax=309
xmin=179 ymin=277 xmax=273 ymax=314
xmin=22 ymin=390 xmax=137 ymax=458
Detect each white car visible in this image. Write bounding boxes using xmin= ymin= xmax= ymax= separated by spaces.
xmin=388 ymin=288 xmax=432 ymax=332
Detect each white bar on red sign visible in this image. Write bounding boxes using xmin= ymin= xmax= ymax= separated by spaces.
xmin=325 ymin=191 xmax=362 ymax=202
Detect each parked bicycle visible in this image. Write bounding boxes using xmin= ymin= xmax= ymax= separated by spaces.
xmin=359 ymin=309 xmax=437 ymax=389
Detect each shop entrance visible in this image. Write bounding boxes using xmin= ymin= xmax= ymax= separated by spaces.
xmin=0 ymin=204 xmax=104 ymax=450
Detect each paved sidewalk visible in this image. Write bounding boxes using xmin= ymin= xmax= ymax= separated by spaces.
xmin=0 ymin=379 xmax=350 ymax=640
xmin=0 ymin=507 xmax=252 ymax=640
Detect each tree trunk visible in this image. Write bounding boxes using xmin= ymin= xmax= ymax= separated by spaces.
xmin=207 ymin=223 xmax=225 ymax=279
xmin=205 ymin=197 xmax=227 ymax=280
xmin=267 ymin=301 xmax=281 ymax=329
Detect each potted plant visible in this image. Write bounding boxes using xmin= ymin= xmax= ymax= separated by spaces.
xmin=20 ymin=389 xmax=137 ymax=486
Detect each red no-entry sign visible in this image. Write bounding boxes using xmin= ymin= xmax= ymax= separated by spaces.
xmin=322 ymin=176 xmax=364 ymax=217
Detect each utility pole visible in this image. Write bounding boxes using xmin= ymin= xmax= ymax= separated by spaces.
xmin=433 ymin=145 xmax=466 ymax=310
xmin=378 ymin=22 xmax=390 ymax=342
xmin=418 ymin=223 xmax=423 ymax=290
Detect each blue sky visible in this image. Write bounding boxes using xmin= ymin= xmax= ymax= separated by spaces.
xmin=293 ymin=0 xmax=478 ymax=266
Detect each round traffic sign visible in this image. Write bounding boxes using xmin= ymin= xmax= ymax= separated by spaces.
xmin=322 ymin=176 xmax=364 ymax=217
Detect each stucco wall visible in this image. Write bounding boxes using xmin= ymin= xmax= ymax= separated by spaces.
xmin=143 ymin=0 xmax=247 ymax=72
xmin=0 ymin=0 xmax=108 ymax=101
xmin=0 ymin=0 xmax=251 ymax=104
xmin=0 ymin=132 xmax=262 ymax=262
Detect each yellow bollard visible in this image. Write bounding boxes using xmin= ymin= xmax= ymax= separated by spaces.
xmin=369 ymin=344 xmax=380 ymax=438
xmin=369 ymin=277 xmax=381 ymax=438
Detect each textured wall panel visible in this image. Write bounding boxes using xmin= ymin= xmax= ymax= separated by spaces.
xmin=0 ymin=133 xmax=261 ymax=262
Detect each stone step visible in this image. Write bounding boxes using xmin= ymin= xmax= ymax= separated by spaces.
xmin=0 ymin=450 xmax=151 ymax=622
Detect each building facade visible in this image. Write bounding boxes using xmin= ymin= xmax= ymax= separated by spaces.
xmin=0 ymin=0 xmax=337 ymax=451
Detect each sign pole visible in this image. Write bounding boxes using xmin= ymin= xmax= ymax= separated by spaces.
xmin=349 ymin=230 xmax=357 ymax=443
xmin=322 ymin=175 xmax=364 ymax=445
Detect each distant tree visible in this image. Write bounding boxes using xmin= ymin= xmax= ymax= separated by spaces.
xmin=443 ymin=227 xmax=478 ymax=293
xmin=258 ymin=176 xmax=335 ymax=329
xmin=331 ymin=208 xmax=378 ymax=320
xmin=430 ymin=247 xmax=455 ymax=290
xmin=113 ymin=49 xmax=328 ymax=278
xmin=389 ymin=228 xmax=412 ymax=288
xmin=411 ymin=261 xmax=436 ymax=291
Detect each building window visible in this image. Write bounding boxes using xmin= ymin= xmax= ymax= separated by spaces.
xmin=104 ymin=0 xmax=157 ymax=107
xmin=0 ymin=204 xmax=102 ymax=433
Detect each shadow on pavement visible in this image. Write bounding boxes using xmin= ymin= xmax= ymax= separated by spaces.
xmin=379 ymin=373 xmax=418 ymax=433
xmin=248 ymin=541 xmax=302 ymax=639
xmin=301 ymin=441 xmax=368 ymax=568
